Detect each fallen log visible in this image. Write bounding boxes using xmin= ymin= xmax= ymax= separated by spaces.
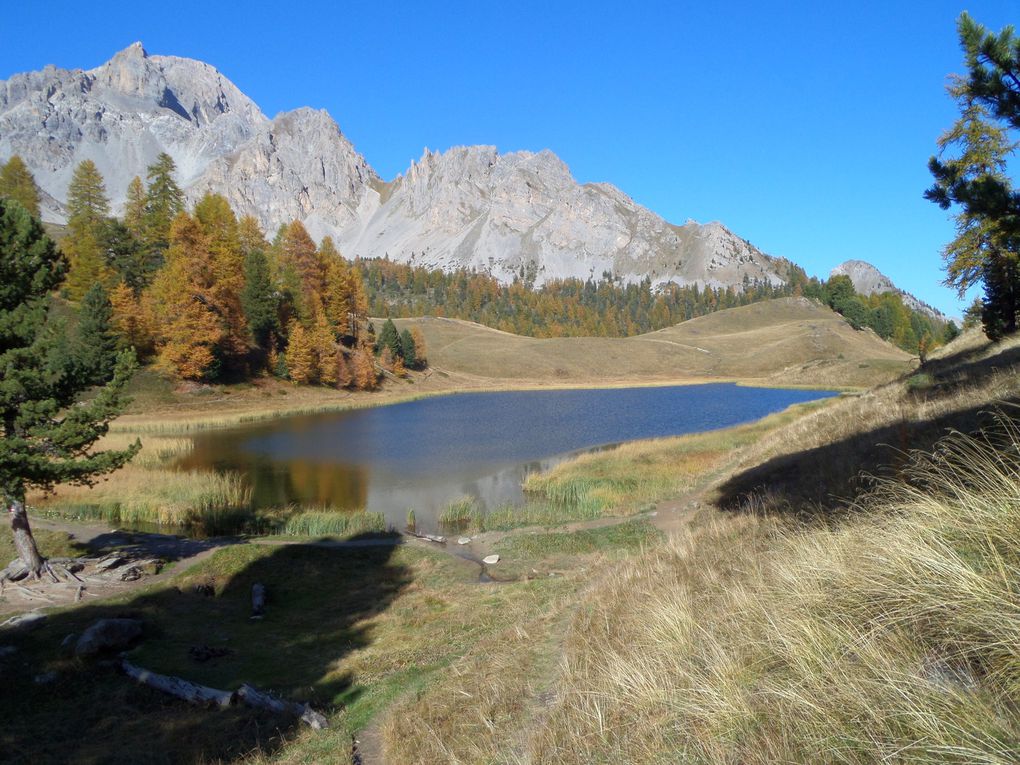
xmin=406 ymin=530 xmax=446 ymax=544
xmin=237 ymin=684 xmax=329 ymax=729
xmin=119 ymin=661 xmax=329 ymax=728
xmin=121 ymin=660 xmax=235 ymax=708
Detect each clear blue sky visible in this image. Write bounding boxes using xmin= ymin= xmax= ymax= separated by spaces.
xmin=4 ymin=1 xmax=1018 ymax=317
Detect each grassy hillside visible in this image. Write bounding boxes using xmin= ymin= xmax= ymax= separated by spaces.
xmin=381 ymin=329 xmax=1020 ymax=763
xmin=395 ymin=296 xmax=912 ymax=388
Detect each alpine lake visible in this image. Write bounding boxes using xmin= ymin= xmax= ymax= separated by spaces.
xmin=176 ymin=383 xmax=837 ymax=534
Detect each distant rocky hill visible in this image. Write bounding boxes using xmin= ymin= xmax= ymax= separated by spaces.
xmin=1 ymin=43 xmax=798 ymax=291
xmin=830 ymin=260 xmax=949 ymax=321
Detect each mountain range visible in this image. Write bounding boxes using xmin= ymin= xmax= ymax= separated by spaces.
xmin=0 ymin=42 xmax=936 ymax=315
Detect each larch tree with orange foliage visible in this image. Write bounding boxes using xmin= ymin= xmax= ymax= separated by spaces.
xmin=149 ymin=213 xmax=227 ymax=380
xmin=193 ymin=193 xmax=250 ymax=375
xmin=109 ymin=281 xmax=156 ymax=359
xmin=279 ymin=221 xmax=325 ymax=322
xmin=284 ymin=321 xmax=317 ymax=384
xmin=352 ymin=344 xmax=377 ymax=390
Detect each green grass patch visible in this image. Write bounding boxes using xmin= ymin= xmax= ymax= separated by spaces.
xmin=0 ymin=530 xmax=579 ymax=763
xmin=279 ymin=510 xmax=387 ymax=537
xmin=0 ymin=528 xmax=83 ymax=565
xmin=438 ymin=497 xmax=484 ymax=531
xmin=495 ymin=519 xmax=663 ymax=559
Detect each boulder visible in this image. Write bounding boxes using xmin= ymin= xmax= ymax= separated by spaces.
xmin=482 ymin=554 xmax=500 ymax=565
xmin=75 ymin=618 xmax=143 ymax=657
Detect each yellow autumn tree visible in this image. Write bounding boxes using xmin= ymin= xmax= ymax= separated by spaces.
xmin=352 ymin=344 xmax=377 ymax=390
xmin=323 ymin=242 xmax=368 ymax=340
xmin=109 ymin=281 xmax=156 ymax=358
xmin=312 ymin=307 xmax=338 ymax=386
xmin=335 ymin=350 xmax=353 ymax=389
xmin=193 ymin=193 xmax=249 ymax=372
xmin=278 ymin=220 xmax=324 ymax=321
xmin=285 ymin=321 xmax=317 ymax=384
xmin=410 ymin=326 xmax=427 ymax=367
xmin=149 ymin=213 xmax=226 ymax=380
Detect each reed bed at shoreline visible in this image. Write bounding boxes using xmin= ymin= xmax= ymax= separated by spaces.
xmin=279 ymin=510 xmax=387 ymax=537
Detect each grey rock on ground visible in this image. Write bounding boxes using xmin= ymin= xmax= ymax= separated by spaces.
xmin=75 ymin=618 xmax=143 ymax=657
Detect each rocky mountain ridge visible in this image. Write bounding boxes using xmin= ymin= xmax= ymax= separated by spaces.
xmin=830 ymin=260 xmax=948 ymax=321
xmin=1 ymin=43 xmax=798 ymax=290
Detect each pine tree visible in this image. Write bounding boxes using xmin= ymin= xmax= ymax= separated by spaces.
xmin=75 ymin=283 xmax=118 ymax=385
xmin=285 ymin=321 xmax=317 ymax=384
xmin=927 ymin=13 xmax=1020 ymax=339
xmin=143 ymin=152 xmax=185 ymax=266
xmin=99 ymin=218 xmax=148 ymax=293
xmin=0 ymin=199 xmax=138 ymax=575
xmin=123 ymin=175 xmax=147 ymax=240
xmin=241 ymin=246 xmax=278 ymax=352
xmin=377 ymin=318 xmax=401 ymax=359
xmin=0 ymin=155 xmax=41 ymax=218
xmin=399 ymin=328 xmax=417 ymax=368
xmin=64 ymin=159 xmax=114 ymax=300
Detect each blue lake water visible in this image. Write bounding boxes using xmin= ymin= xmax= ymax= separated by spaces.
xmin=181 ymin=384 xmax=837 ymax=531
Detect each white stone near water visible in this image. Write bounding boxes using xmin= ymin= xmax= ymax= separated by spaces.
xmin=482 ymin=554 xmax=500 ymax=565
xmin=457 ymin=537 xmax=471 ymax=545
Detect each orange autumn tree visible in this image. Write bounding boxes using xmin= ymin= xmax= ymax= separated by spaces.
xmin=109 ymin=281 xmax=156 ymax=358
xmin=284 ymin=320 xmax=317 ymax=384
xmin=149 ymin=213 xmax=228 ymax=380
xmin=323 ymin=238 xmax=368 ymax=341
xmin=193 ymin=193 xmax=250 ymax=375
xmin=278 ymin=220 xmax=325 ymax=323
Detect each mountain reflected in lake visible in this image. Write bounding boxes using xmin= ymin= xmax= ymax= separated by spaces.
xmin=180 ymin=384 xmax=837 ymax=531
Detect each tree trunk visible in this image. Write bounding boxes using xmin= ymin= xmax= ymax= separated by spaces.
xmin=9 ymin=499 xmax=44 ymax=578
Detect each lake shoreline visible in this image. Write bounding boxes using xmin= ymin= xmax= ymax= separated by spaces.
xmin=113 ymin=370 xmax=855 ymax=436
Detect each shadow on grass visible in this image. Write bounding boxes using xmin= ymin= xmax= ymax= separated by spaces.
xmin=76 ymin=529 xmax=241 ymax=563
xmin=0 ymin=532 xmax=409 ymax=764
xmin=717 ymin=333 xmax=1020 ymax=517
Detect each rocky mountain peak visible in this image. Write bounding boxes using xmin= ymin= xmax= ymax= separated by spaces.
xmin=830 ymin=260 xmax=947 ymax=320
xmin=3 ymin=45 xmax=799 ymax=294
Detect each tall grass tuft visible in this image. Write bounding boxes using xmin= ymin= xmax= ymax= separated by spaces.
xmin=281 ymin=510 xmax=387 ymax=537
xmin=527 ymin=416 xmax=1020 ymax=763
xmin=437 ymin=497 xmax=484 ymax=532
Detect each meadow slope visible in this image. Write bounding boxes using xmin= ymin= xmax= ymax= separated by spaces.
xmin=395 ymin=296 xmax=912 ymax=388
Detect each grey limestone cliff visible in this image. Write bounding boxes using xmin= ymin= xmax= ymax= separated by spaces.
xmin=1 ymin=43 xmax=795 ymax=291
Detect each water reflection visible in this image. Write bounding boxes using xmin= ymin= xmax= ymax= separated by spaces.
xmin=180 ymin=384 xmax=836 ymax=531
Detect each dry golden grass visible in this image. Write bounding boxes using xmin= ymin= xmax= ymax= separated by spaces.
xmin=396 ymin=297 xmax=911 ymax=388
xmin=377 ymin=329 xmax=1020 ymax=764
xmin=712 ymin=327 xmax=1020 ymax=513
xmin=27 ymin=433 xmax=251 ymax=531
xmin=528 ymin=419 xmax=1020 ymax=763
